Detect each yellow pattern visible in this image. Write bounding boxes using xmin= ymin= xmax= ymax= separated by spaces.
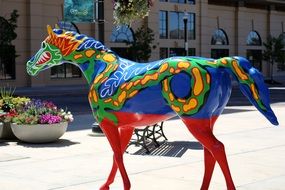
xmin=85 ymin=50 xmax=96 ymax=58
xmin=192 ymin=67 xmax=204 ymax=96
xmin=232 ymin=60 xmax=248 ymax=80
xmin=183 ymin=98 xmax=198 ymax=112
xmin=103 ymin=54 xmax=116 ymax=62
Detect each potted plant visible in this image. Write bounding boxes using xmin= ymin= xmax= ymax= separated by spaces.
xmin=0 ymin=87 xmax=30 ymax=139
xmin=5 ymin=99 xmax=73 ymax=143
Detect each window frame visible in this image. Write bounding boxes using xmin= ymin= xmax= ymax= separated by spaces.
xmin=159 ymin=11 xmax=168 ymax=39
xmin=211 ymin=28 xmax=229 ymax=45
xmin=246 ymin=30 xmax=262 ymax=46
xmin=169 ymin=11 xmax=196 ymax=40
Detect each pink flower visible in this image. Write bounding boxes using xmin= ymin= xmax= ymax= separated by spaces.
xmin=40 ymin=114 xmax=62 ymax=124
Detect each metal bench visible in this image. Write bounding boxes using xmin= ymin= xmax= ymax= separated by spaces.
xmin=127 ymin=122 xmax=167 ymax=154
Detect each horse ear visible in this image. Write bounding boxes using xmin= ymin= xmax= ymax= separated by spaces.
xmin=47 ymin=25 xmax=53 ymax=36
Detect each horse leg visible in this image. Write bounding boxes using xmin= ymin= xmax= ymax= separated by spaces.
xmin=100 ymin=127 xmax=134 ymax=190
xmin=182 ymin=117 xmax=235 ymax=190
xmin=201 ymin=147 xmax=216 ymax=190
xmin=200 ymin=117 xmax=219 ymax=190
xmin=99 ymin=119 xmax=132 ymax=190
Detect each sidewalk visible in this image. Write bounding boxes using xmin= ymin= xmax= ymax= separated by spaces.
xmin=0 ymin=102 xmax=284 ymax=190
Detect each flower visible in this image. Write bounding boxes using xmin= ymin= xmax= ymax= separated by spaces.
xmin=0 ymin=86 xmax=30 ymax=113
xmin=113 ymin=0 xmax=153 ymax=25
xmin=0 ymin=89 xmax=30 ymax=122
xmin=39 ymin=114 xmax=62 ymax=124
xmin=3 ymin=99 xmax=73 ymax=125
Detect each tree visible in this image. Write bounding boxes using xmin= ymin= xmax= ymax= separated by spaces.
xmin=127 ymin=24 xmax=155 ymax=62
xmin=0 ymin=10 xmax=19 ymax=79
xmin=0 ymin=10 xmax=19 ymax=45
xmin=263 ymin=35 xmax=285 ymax=83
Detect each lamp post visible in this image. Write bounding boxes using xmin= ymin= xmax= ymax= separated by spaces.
xmin=91 ymin=0 xmax=104 ymax=136
xmin=183 ymin=11 xmax=188 ymax=56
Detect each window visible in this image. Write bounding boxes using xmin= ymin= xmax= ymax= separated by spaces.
xmin=188 ymin=48 xmax=196 ymax=56
xmin=246 ymin=31 xmax=262 ymax=46
xmin=161 ymin=0 xmax=195 ymax=4
xmin=0 ymin=45 xmax=15 ymax=80
xmin=159 ymin=11 xmax=168 ymax=39
xmin=211 ymin=49 xmax=229 ymax=59
xmin=160 ymin=48 xmax=168 ymax=59
xmin=51 ymin=21 xmax=81 ymax=79
xmin=110 ymin=25 xmax=134 ymax=43
xmin=211 ymin=29 xmax=229 ymax=45
xmin=169 ymin=48 xmax=196 ymax=57
xmin=0 ymin=17 xmax=15 ymax=80
xmin=247 ymin=50 xmax=262 ymax=71
xmin=51 ymin=64 xmax=81 ymax=79
xmin=169 ymin=12 xmax=195 ymax=40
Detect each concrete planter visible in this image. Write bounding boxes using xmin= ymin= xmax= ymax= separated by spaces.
xmin=11 ymin=122 xmax=68 ymax=143
xmin=0 ymin=122 xmax=17 ymax=140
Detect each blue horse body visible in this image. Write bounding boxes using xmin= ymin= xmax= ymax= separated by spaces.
xmin=118 ymin=65 xmax=232 ymax=119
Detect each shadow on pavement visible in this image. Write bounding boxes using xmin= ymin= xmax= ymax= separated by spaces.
xmin=0 ymin=141 xmax=9 ymax=146
xmin=16 ymin=139 xmax=80 ymax=148
xmin=130 ymin=141 xmax=202 ymax=157
xmin=222 ymin=108 xmax=254 ymax=114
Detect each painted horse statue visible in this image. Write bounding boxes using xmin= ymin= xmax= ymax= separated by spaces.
xmin=27 ymin=25 xmax=279 ymax=190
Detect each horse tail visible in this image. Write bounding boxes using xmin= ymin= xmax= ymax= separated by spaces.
xmin=216 ymin=56 xmax=279 ymax=126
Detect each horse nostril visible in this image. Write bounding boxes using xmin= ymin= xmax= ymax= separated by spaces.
xmin=29 ymin=56 xmax=35 ymax=63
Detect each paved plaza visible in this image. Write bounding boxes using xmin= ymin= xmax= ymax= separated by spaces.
xmin=0 ymin=101 xmax=285 ymax=190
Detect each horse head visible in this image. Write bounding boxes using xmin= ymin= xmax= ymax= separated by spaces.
xmin=27 ymin=25 xmax=63 ymax=76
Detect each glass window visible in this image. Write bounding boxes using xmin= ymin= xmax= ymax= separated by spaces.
xmin=159 ymin=11 xmax=168 ymax=39
xmin=188 ymin=48 xmax=196 ymax=56
xmin=168 ymin=0 xmax=195 ymax=4
xmin=51 ymin=64 xmax=81 ymax=79
xmin=211 ymin=49 xmax=229 ymax=59
xmin=170 ymin=48 xmax=196 ymax=56
xmin=160 ymin=48 xmax=168 ymax=59
xmin=169 ymin=48 xmax=184 ymax=56
xmin=110 ymin=25 xmax=134 ymax=43
xmin=0 ymin=16 xmax=16 ymax=80
xmin=211 ymin=29 xmax=229 ymax=45
xmin=169 ymin=12 xmax=195 ymax=40
xmin=0 ymin=45 xmax=15 ymax=80
xmin=246 ymin=31 xmax=262 ymax=46
xmin=188 ymin=13 xmax=195 ymax=40
xmin=169 ymin=12 xmax=180 ymax=39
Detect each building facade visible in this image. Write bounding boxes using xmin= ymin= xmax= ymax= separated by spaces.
xmin=0 ymin=0 xmax=285 ymax=87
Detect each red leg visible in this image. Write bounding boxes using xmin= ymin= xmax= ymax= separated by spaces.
xmin=201 ymin=147 xmax=216 ymax=190
xmin=99 ymin=119 xmax=132 ymax=190
xmin=201 ymin=117 xmax=218 ymax=190
xmin=182 ymin=117 xmax=235 ymax=190
xmin=100 ymin=127 xmax=134 ymax=190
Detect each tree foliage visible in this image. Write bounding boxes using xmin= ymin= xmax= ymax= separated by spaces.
xmin=263 ymin=35 xmax=285 ymax=81
xmin=127 ymin=24 xmax=155 ymax=62
xmin=0 ymin=10 xmax=19 ymax=45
